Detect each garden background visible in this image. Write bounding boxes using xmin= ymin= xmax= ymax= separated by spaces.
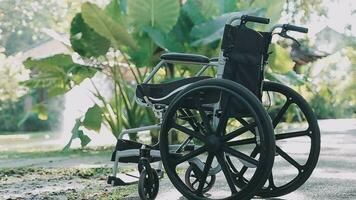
xmin=0 ymin=0 xmax=355 ymax=199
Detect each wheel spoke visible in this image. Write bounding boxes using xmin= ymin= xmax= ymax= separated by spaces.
xmin=268 ymin=173 xmax=276 ymax=189
xmin=197 ymin=153 xmax=214 ymax=195
xmin=223 ymin=122 xmax=257 ymax=142
xmin=227 ymin=137 xmax=256 ymax=146
xmin=216 ymin=152 xmax=238 ymax=194
xmin=236 ymin=117 xmax=257 ymax=135
xmin=223 ymin=146 xmax=258 ymax=167
xmin=173 ymin=123 xmax=207 ymax=143
xmin=275 ymin=130 xmax=310 ymax=140
xmin=178 ymin=109 xmax=199 ymax=131
xmin=273 ymin=99 xmax=292 ymax=128
xmin=238 ymin=146 xmax=259 ymax=178
xmin=174 ymin=146 xmax=208 ymax=166
xmin=216 ymin=94 xmax=231 ymax=135
xmin=276 ymin=146 xmax=302 ymax=170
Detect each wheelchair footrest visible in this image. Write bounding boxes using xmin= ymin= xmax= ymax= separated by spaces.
xmin=111 ymin=139 xmax=161 ymax=163
xmin=108 ymin=176 xmax=132 ymax=186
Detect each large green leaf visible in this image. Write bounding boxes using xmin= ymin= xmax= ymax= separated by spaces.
xmin=105 ymin=0 xmax=122 ymax=23
xmin=24 ymin=54 xmax=75 ymax=72
xmin=191 ymin=10 xmax=257 ymax=46
xmin=169 ymin=11 xmax=194 ymax=44
xmin=217 ymin=0 xmax=238 ymax=14
xmin=70 ymin=13 xmax=110 ymax=58
xmin=77 ymin=130 xmax=92 ymax=147
xmin=127 ymin=0 xmax=180 ymax=33
xmin=182 ymin=0 xmax=219 ymax=25
xmin=23 ymin=54 xmax=97 ymax=96
xmin=83 ymin=104 xmax=103 ymax=132
xmin=127 ymin=35 xmax=155 ymax=67
xmin=268 ymin=44 xmax=295 ymax=73
xmin=143 ymin=27 xmax=184 ymax=52
xmin=81 ymin=2 xmax=137 ymax=50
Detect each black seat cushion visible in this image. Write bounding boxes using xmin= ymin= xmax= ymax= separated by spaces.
xmin=161 ymin=53 xmax=210 ymax=64
xmin=136 ymin=76 xmax=211 ymax=105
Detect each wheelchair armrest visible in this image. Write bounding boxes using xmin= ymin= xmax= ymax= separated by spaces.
xmin=161 ymin=53 xmax=210 ymax=64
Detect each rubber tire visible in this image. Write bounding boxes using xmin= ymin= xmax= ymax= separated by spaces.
xmin=160 ymin=79 xmax=276 ymax=200
xmin=184 ymin=165 xmax=216 ymax=193
xmin=138 ymin=168 xmax=160 ymax=200
xmin=258 ymin=81 xmax=320 ymax=197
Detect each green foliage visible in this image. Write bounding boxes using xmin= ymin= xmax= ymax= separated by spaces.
xmin=81 ymin=2 xmax=138 ymax=51
xmin=309 ymin=87 xmax=345 ymax=119
xmin=127 ymin=0 xmax=180 ymax=33
xmin=83 ymin=104 xmax=103 ymax=132
xmin=0 ymin=95 xmax=62 ymax=133
xmin=31 ymin=104 xmax=48 ymax=121
xmin=63 ymin=119 xmax=91 ymax=150
xmin=250 ymin=0 xmax=284 ymax=26
xmin=217 ymin=0 xmax=238 ymax=13
xmin=70 ymin=13 xmax=111 ymax=58
xmin=190 ymin=13 xmax=230 ymax=46
xmin=23 ymin=0 xmax=308 ymax=148
xmin=23 ymin=54 xmax=97 ymax=97
xmin=268 ymin=44 xmax=295 ymax=73
xmin=105 ymin=0 xmax=126 ymax=23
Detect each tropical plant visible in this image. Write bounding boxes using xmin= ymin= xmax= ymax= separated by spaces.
xmin=23 ymin=0 xmax=301 ymax=148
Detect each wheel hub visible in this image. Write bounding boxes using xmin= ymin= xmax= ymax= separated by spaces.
xmin=206 ymin=135 xmax=222 ymax=153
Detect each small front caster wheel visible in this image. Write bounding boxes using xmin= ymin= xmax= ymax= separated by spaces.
xmin=138 ymin=168 xmax=159 ymax=200
xmin=185 ymin=165 xmax=216 ymax=193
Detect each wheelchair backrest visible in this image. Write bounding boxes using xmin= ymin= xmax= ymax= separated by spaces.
xmin=221 ymin=24 xmax=272 ymax=99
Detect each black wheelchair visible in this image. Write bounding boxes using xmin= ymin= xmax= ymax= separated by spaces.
xmin=107 ymin=14 xmax=321 ymax=200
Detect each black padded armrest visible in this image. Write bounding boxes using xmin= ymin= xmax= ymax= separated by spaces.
xmin=161 ymin=53 xmax=210 ymax=64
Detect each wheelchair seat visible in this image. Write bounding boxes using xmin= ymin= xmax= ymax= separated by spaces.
xmin=161 ymin=53 xmax=210 ymax=64
xmin=136 ymin=76 xmax=211 ymax=105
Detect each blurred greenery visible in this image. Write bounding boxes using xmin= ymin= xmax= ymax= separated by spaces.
xmin=0 ymin=0 xmax=354 ymax=146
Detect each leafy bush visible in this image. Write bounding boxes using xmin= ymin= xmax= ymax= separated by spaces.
xmin=0 ymin=93 xmax=63 ymax=133
xmin=23 ymin=0 xmax=299 ymax=148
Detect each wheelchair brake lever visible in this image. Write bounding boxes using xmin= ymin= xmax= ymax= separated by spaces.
xmin=278 ymin=31 xmax=301 ymax=47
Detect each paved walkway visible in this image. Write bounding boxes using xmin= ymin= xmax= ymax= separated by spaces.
xmin=122 ymin=119 xmax=356 ymax=200
xmin=1 ymin=119 xmax=355 ymax=199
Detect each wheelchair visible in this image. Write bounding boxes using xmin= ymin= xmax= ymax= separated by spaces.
xmin=107 ymin=14 xmax=320 ymax=200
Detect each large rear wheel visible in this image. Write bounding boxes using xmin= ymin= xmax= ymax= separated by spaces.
xmin=160 ymin=79 xmax=275 ymax=200
xmin=258 ymin=81 xmax=320 ymax=197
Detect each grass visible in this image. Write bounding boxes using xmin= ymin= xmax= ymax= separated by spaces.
xmin=0 ymin=130 xmax=53 ymax=136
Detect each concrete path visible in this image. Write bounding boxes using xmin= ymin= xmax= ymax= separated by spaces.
xmin=1 ymin=119 xmax=355 ymax=200
xmin=121 ymin=119 xmax=356 ymax=200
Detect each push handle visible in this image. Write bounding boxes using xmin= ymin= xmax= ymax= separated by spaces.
xmin=283 ymin=24 xmax=308 ymax=33
xmin=241 ymin=15 xmax=270 ymax=24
